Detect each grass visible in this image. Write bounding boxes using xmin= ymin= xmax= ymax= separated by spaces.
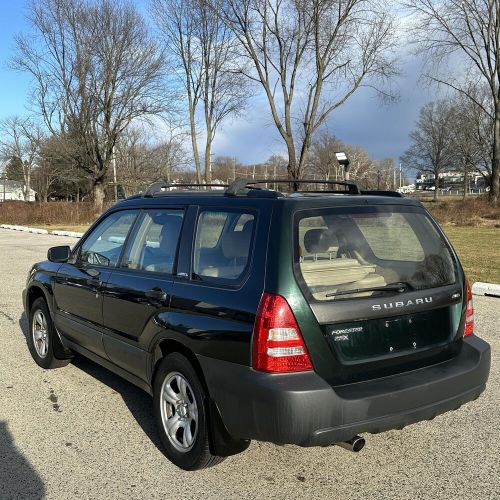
xmin=442 ymin=226 xmax=500 ymax=284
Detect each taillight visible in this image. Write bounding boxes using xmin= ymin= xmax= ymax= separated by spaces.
xmin=464 ymin=278 xmax=474 ymax=337
xmin=252 ymin=293 xmax=313 ymax=373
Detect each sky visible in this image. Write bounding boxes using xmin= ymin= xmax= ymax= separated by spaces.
xmin=0 ymin=0 xmax=439 ymax=169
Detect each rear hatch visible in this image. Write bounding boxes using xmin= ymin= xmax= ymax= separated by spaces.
xmin=294 ymin=204 xmax=465 ymax=383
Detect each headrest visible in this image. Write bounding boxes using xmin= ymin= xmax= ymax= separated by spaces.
xmin=221 ymin=230 xmax=252 ymax=259
xmin=303 ymin=228 xmax=335 ymax=253
xmin=242 ymin=219 xmax=254 ymax=233
xmin=160 ymin=215 xmax=183 ymax=239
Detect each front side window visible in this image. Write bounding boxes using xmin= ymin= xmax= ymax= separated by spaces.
xmin=79 ymin=210 xmax=138 ymax=267
xmin=296 ymin=206 xmax=456 ymax=301
xmin=193 ymin=211 xmax=255 ymax=282
xmin=121 ymin=210 xmax=184 ymax=274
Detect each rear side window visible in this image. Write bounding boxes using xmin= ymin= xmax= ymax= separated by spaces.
xmin=296 ymin=206 xmax=456 ymax=301
xmin=121 ymin=209 xmax=184 ymax=274
xmin=193 ymin=210 xmax=255 ymax=282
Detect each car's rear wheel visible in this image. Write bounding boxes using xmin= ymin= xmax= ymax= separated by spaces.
xmin=154 ymin=353 xmax=226 ymax=470
xmin=28 ymin=297 xmax=70 ymax=369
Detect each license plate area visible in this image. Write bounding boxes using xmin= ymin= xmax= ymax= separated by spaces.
xmin=327 ymin=307 xmax=454 ymax=362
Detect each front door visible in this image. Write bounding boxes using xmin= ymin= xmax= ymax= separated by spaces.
xmin=53 ymin=209 xmax=139 ymax=358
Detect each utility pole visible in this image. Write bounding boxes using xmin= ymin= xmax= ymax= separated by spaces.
xmin=252 ymin=164 xmax=256 ymax=180
xmin=233 ymin=157 xmax=236 ymax=181
xmin=2 ymin=175 xmax=6 ymax=202
xmin=399 ymin=163 xmax=402 ymax=188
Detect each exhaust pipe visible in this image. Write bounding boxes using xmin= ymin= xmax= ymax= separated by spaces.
xmin=336 ymin=435 xmax=365 ymax=453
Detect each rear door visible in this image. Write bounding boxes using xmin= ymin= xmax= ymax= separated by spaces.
xmin=293 ymin=205 xmax=464 ymax=383
xmin=101 ymin=208 xmax=184 ymax=378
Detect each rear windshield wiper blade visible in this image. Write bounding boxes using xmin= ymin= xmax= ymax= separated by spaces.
xmin=325 ymin=282 xmax=412 ymax=298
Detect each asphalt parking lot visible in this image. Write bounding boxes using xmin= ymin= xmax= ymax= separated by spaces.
xmin=0 ymin=228 xmax=499 ymax=500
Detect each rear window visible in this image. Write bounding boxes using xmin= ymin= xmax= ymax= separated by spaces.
xmin=295 ymin=206 xmax=456 ymax=301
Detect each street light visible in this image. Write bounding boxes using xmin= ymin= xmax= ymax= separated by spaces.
xmin=335 ymin=152 xmax=350 ymax=180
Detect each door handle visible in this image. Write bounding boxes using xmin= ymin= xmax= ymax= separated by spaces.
xmin=145 ymin=288 xmax=168 ymax=302
xmin=85 ymin=268 xmax=101 ymax=286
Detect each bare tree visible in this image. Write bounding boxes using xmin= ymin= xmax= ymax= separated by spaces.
xmin=114 ymin=125 xmax=190 ymax=196
xmin=153 ymin=0 xmax=249 ymax=184
xmin=401 ymin=101 xmax=455 ymax=200
xmin=0 ymin=116 xmax=43 ymax=200
xmin=215 ymin=0 xmax=397 ymax=181
xmin=14 ymin=0 xmax=165 ymax=209
xmin=405 ymin=0 xmax=500 ymax=205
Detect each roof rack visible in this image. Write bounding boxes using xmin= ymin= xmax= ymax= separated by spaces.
xmin=225 ymin=178 xmax=361 ymax=196
xmin=360 ymin=190 xmax=403 ymax=198
xmin=139 ymin=178 xmax=402 ymax=200
xmin=143 ymin=180 xmax=228 ymax=197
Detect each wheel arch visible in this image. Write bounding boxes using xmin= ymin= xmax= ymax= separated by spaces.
xmin=151 ymin=338 xmax=208 ymax=394
xmin=26 ymin=284 xmax=51 ymax=315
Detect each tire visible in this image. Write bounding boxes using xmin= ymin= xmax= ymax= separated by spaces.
xmin=153 ymin=353 xmax=226 ymax=470
xmin=28 ymin=297 xmax=71 ymax=369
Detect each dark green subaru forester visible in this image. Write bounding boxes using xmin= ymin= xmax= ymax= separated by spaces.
xmin=23 ymin=179 xmax=491 ymax=470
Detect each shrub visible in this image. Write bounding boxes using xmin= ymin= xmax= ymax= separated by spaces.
xmin=0 ymin=201 xmax=108 ymax=227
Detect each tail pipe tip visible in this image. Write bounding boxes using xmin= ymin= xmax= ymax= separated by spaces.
xmin=337 ymin=435 xmax=365 ymax=453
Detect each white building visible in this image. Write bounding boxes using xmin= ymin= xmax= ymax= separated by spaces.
xmin=0 ymin=180 xmax=36 ymax=202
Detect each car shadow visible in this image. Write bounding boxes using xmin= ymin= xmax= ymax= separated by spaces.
xmin=18 ymin=312 xmax=162 ymax=454
xmin=70 ymin=356 xmax=162 ymax=451
xmin=0 ymin=421 xmax=46 ymax=499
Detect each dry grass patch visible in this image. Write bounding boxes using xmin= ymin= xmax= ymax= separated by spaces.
xmin=423 ymin=197 xmax=500 ymax=227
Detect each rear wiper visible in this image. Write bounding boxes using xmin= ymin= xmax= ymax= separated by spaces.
xmin=325 ymin=282 xmax=412 ymax=298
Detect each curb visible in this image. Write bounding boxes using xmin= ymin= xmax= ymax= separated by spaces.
xmin=52 ymin=230 xmax=84 ymax=238
xmin=472 ymin=282 xmax=500 ymax=298
xmin=1 ymin=224 xmax=48 ymax=235
xmin=0 ymin=224 xmax=82 ymax=238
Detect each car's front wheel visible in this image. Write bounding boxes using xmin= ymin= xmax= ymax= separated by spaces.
xmin=153 ymin=353 xmax=226 ymax=470
xmin=28 ymin=297 xmax=70 ymax=369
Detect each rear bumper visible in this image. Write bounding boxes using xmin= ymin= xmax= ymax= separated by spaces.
xmin=198 ymin=335 xmax=490 ymax=446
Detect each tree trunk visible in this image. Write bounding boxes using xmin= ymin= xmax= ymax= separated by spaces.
xmin=189 ymin=107 xmax=202 ymax=184
xmin=205 ymin=128 xmax=212 ymax=184
xmin=490 ymin=105 xmax=500 ymax=206
xmin=93 ymin=181 xmax=106 ymax=211
xmin=463 ymin=161 xmax=468 ymax=200
xmin=434 ymin=174 xmax=439 ymax=201
xmin=23 ymin=171 xmax=31 ymax=202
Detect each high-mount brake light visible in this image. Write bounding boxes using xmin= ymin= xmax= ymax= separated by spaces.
xmin=464 ymin=278 xmax=474 ymax=337
xmin=252 ymin=293 xmax=313 ymax=373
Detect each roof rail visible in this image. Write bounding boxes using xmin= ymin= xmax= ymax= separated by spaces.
xmin=143 ymin=180 xmax=228 ymax=197
xmin=360 ymin=190 xmax=403 ymax=198
xmin=225 ymin=178 xmax=361 ymax=196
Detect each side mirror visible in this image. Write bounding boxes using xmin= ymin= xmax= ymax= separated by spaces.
xmin=47 ymin=246 xmax=71 ymax=263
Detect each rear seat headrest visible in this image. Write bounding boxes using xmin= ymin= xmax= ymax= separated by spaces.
xmin=222 ymin=230 xmax=252 ymax=259
xmin=303 ymin=228 xmax=336 ymax=253
xmin=242 ymin=219 xmax=254 ymax=233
